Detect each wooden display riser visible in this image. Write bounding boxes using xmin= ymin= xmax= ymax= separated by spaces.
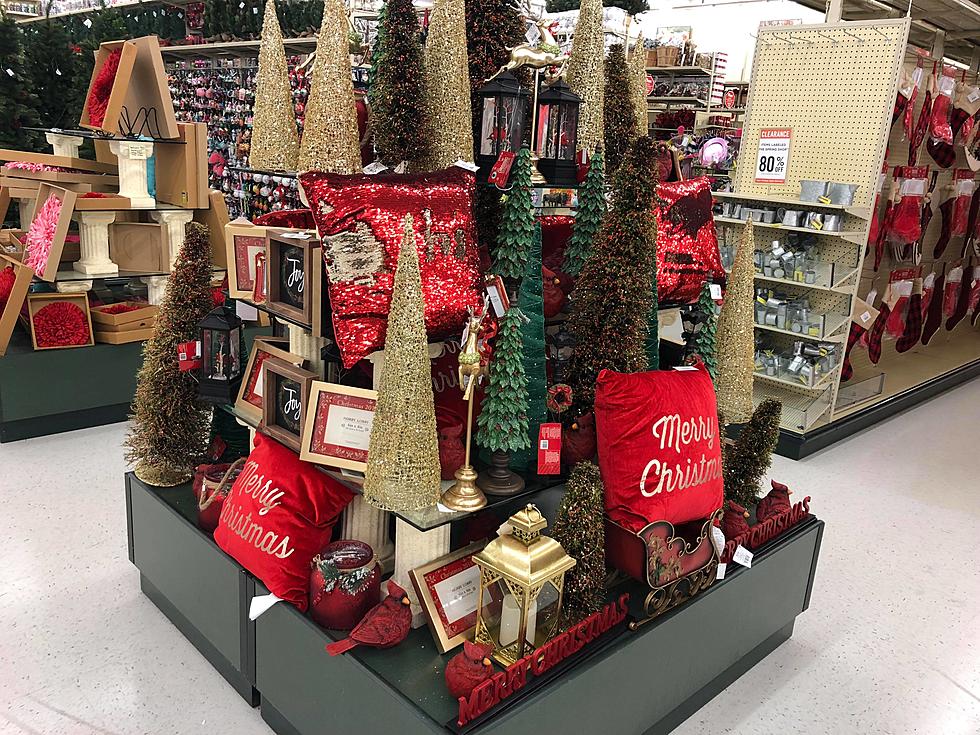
xmin=125 ymin=473 xmax=824 ymax=735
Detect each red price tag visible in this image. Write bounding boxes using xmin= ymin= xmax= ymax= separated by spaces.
xmin=489 ymin=151 xmax=516 ymax=187
xmin=537 ymin=423 xmax=562 ymax=475
xmin=177 ymin=340 xmax=202 ymax=372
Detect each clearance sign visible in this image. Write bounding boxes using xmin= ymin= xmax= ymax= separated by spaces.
xmin=754 ymin=128 xmax=792 ymax=184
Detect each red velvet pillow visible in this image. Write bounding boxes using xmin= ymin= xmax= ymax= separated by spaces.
xmin=655 ymin=177 xmax=725 ymax=305
xmin=299 ymin=166 xmax=483 ymax=368
xmin=214 ymin=433 xmax=355 ymax=610
xmin=594 ymin=366 xmax=723 ymax=532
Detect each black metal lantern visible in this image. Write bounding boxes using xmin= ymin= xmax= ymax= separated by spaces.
xmin=197 ymin=303 xmax=245 ymax=404
xmin=476 ymin=71 xmax=531 ymax=181
xmin=534 ymin=79 xmax=580 ymax=187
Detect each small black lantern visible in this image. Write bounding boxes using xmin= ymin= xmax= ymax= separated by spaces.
xmin=197 ymin=303 xmax=245 ymax=404
xmin=476 ymin=71 xmax=531 ymax=180
xmin=534 ymin=79 xmax=580 ymax=187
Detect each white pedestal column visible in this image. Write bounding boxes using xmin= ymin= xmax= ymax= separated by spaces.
xmin=342 ymin=496 xmax=395 ymax=574
xmin=287 ymin=323 xmax=326 ymax=378
xmin=73 ymin=211 xmax=118 ymax=275
xmin=108 ymin=140 xmax=155 ymax=208
xmin=142 ymin=276 xmax=169 ymax=305
xmin=56 ymin=280 xmax=93 ymax=294
xmin=393 ymin=518 xmax=451 ymax=628
xmin=17 ymin=198 xmax=35 ymax=228
xmin=151 ymin=210 xmax=195 ymax=269
xmin=45 ymin=132 xmax=84 ymax=159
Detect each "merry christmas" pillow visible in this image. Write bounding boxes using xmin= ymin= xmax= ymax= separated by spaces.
xmin=214 ymin=433 xmax=355 ymax=610
xmin=594 ymin=366 xmax=723 ymax=532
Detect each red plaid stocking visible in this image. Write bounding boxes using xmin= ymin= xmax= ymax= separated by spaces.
xmin=895 ymin=292 xmax=923 ymax=352
xmin=909 ymin=90 xmax=932 ymax=166
xmin=867 ymin=303 xmax=891 ymax=365
xmin=840 ymin=322 xmax=867 ymax=382
xmin=921 ymin=269 xmax=946 ymax=345
xmin=947 ymin=265 xmax=974 ymax=331
xmin=934 ymin=196 xmax=955 ymax=258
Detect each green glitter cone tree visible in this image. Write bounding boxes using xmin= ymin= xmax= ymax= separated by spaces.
xmin=512 ymin=224 xmax=547 ymax=472
xmin=723 ymin=398 xmax=782 ymax=507
xmin=126 ymin=223 xmax=215 ymax=486
xmin=568 ymin=136 xmax=661 ymax=412
xmin=562 ymin=148 xmax=606 ymax=277
xmin=493 ymin=146 xmax=535 ymax=284
xmin=603 ymin=43 xmax=638 ymax=178
xmin=552 ymin=461 xmax=606 ymax=625
xmin=369 ymin=0 xmax=429 ymax=168
xmin=476 ymin=305 xmax=530 ymax=494
xmin=688 ymin=280 xmax=719 ymax=381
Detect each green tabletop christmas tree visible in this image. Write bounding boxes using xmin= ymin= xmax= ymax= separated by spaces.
xmin=512 ymin=224 xmax=547 ymax=472
xmin=553 ymin=461 xmax=606 ymax=625
xmin=493 ymin=147 xmax=535 ymax=284
xmin=603 ymin=43 xmax=638 ymax=178
xmin=562 ymin=148 xmax=606 ymax=277
xmin=689 ymin=280 xmax=719 ymax=381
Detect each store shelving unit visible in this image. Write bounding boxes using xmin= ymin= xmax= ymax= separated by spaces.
xmin=16 ymin=0 xmax=195 ymax=24
xmin=712 ymin=18 xmax=911 ymax=457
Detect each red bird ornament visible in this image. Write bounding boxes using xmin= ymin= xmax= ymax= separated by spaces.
xmin=721 ymin=501 xmax=751 ymax=540
xmin=756 ymin=480 xmax=793 ymax=523
xmin=445 ymin=641 xmax=494 ymax=699
xmin=325 ymin=580 xmax=412 ymax=656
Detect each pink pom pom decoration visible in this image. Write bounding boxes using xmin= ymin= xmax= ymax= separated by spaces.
xmin=23 ymin=194 xmax=63 ymax=277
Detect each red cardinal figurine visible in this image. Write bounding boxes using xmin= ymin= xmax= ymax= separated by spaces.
xmin=543 ymin=266 xmax=568 ymax=318
xmin=721 ymin=501 xmax=751 ymax=540
xmin=445 ymin=641 xmax=494 ymax=699
xmin=562 ymin=413 xmax=596 ymax=465
xmin=756 ymin=480 xmax=793 ymax=523
xmin=325 ymin=580 xmax=412 ymax=656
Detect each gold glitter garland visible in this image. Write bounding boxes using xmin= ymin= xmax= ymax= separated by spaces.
xmin=362 ymin=215 xmax=442 ymax=511
xmin=565 ymin=0 xmax=605 ymax=155
xmin=297 ymin=0 xmax=362 ymax=174
xmin=714 ymin=219 xmax=755 ymax=424
xmin=250 ymin=0 xmax=300 ymax=171
xmin=423 ymin=0 xmax=474 ymax=169
xmin=628 ymin=35 xmax=648 ymax=139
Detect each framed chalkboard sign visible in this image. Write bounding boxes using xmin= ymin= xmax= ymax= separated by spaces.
xmin=266 ymin=229 xmax=321 ymax=329
xmin=260 ymin=356 xmax=316 ymax=451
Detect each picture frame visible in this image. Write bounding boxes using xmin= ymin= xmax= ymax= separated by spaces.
xmin=265 ymin=229 xmax=322 ymax=330
xmin=25 ymin=292 xmax=95 ymax=351
xmin=260 ymin=356 xmax=316 ymax=452
xmin=235 ymin=336 xmax=306 ymax=425
xmin=0 ymin=254 xmax=32 ymax=357
xmin=224 ymin=219 xmax=268 ymax=300
xmin=23 ymin=184 xmax=77 ymax=282
xmin=409 ymin=541 xmax=491 ymax=654
xmin=300 ymin=381 xmax=378 ymax=472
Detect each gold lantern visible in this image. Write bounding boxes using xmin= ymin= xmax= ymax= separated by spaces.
xmin=472 ymin=505 xmax=576 ymax=667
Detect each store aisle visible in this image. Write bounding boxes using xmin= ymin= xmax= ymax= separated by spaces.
xmin=1 ymin=380 xmax=979 ymax=735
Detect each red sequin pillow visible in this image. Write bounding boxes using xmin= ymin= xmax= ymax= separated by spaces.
xmin=594 ymin=366 xmax=723 ymax=532
xmin=299 ymin=167 xmax=483 ymax=368
xmin=655 ymin=177 xmax=725 ymax=305
xmin=214 ymin=433 xmax=355 ymax=610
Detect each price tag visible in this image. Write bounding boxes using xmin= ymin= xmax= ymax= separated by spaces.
xmin=710 ymin=525 xmax=725 ymax=556
xmin=754 ymin=128 xmax=791 ymax=184
xmin=83 ymin=17 xmax=92 ymax=27
xmin=716 ymin=563 xmax=727 ymax=580
xmin=128 ymin=144 xmax=149 ymax=160
xmin=673 ymin=365 xmax=698 ymax=371
xmin=55 ymin=68 xmax=62 ymax=76
xmin=709 ymin=283 xmax=722 ymax=300
xmin=969 ymin=87 xmax=980 ymax=104
xmin=732 ymin=545 xmax=753 ymax=568
xmin=454 ymin=159 xmax=479 ymax=172
xmin=4 ymin=69 xmax=13 ymax=77
xmin=537 ymin=423 xmax=562 ymax=475
xmin=525 ymin=23 xmax=541 ymax=43
xmin=363 ymin=161 xmax=388 ymax=175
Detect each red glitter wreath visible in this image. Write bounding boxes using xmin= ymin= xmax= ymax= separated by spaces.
xmin=98 ymin=302 xmax=142 ymax=315
xmin=32 ymin=301 xmax=91 ymax=347
xmin=86 ymin=48 xmax=123 ymax=129
xmin=0 ymin=265 xmax=16 ymax=310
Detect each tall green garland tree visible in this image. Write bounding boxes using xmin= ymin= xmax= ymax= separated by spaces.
xmin=126 ymin=223 xmax=215 ymax=487
xmin=562 ymin=148 xmax=606 ymax=276
xmin=567 ymin=136 xmax=660 ymax=412
xmin=723 ymin=399 xmax=782 ymax=506
xmin=552 ymin=461 xmax=606 ymax=625
xmin=0 ymin=11 xmax=41 ymax=151
xmin=512 ymin=224 xmax=547 ymax=472
xmin=493 ymin=146 xmax=535 ymax=284
xmin=476 ymin=306 xmax=531 ymax=454
xmin=369 ymin=0 xmax=429 ymax=168
xmin=603 ymin=43 xmax=638 ymax=178
xmin=688 ymin=280 xmax=718 ymax=380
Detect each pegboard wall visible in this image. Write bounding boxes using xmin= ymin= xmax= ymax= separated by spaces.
xmin=735 ymin=19 xmax=911 ymax=208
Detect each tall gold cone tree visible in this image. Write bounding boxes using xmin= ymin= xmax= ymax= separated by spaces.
xmin=362 ymin=215 xmax=442 ymax=511
xmin=423 ymin=0 xmax=473 ymax=169
xmin=297 ymin=0 xmax=362 ymax=173
xmin=250 ymin=0 xmax=299 ymax=171
xmin=629 ymin=36 xmax=648 ymax=139
xmin=715 ymin=219 xmax=756 ymax=424
xmin=565 ymin=0 xmax=604 ymax=154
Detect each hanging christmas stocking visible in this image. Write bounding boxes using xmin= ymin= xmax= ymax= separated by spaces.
xmin=934 ymin=195 xmax=955 ymax=258
xmin=895 ymin=280 xmax=923 ymax=353
xmin=903 ymin=63 xmax=923 ymax=141
xmin=867 ymin=166 xmax=888 ymax=257
xmin=969 ymin=271 xmax=980 ymax=326
xmin=885 ymin=274 xmax=914 ymax=339
xmin=921 ymin=267 xmax=946 ymax=345
xmin=875 ymin=179 xmax=898 ymax=271
xmin=946 ymin=264 xmax=973 ymax=330
xmin=963 ymin=188 xmax=980 ymax=258
xmin=840 ymin=321 xmax=868 ymax=382
xmin=920 ymin=270 xmax=937 ymax=320
xmin=866 ymin=300 xmax=892 ymax=365
xmin=908 ymin=84 xmax=932 ymax=166
xmin=887 ymin=168 xmax=928 ymax=246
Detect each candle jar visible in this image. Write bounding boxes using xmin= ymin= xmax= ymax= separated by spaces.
xmin=805 ymin=268 xmax=817 ymax=284
xmin=309 ymin=540 xmax=381 ymax=631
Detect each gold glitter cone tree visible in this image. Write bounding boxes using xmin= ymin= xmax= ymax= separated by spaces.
xmin=715 ymin=219 xmax=756 ymax=424
xmin=603 ymin=43 xmax=637 ymax=178
xmin=565 ymin=0 xmax=604 ymax=154
xmin=423 ymin=0 xmax=474 ymax=169
xmin=250 ymin=0 xmax=300 ymax=171
xmin=362 ymin=215 xmax=442 ymax=511
xmin=628 ymin=36 xmax=648 ymax=139
xmin=297 ymin=0 xmax=362 ymax=173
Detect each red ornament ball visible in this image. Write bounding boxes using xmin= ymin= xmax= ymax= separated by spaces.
xmin=32 ymin=301 xmax=91 ymax=347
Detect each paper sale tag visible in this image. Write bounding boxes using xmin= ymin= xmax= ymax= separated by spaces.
xmin=525 ymin=23 xmax=541 ymax=43
xmin=537 ymin=423 xmax=562 ymax=475
xmin=454 ymin=160 xmax=479 ymax=173
xmin=83 ymin=17 xmax=92 ymax=27
xmin=177 ymin=340 xmax=202 ymax=372
xmin=732 ymin=545 xmax=753 ymax=568
xmin=969 ymin=88 xmax=980 ymax=104
xmin=709 ymin=283 xmax=723 ymax=300
xmin=710 ymin=525 xmax=726 ymax=556
xmin=486 ymin=275 xmax=510 ymax=317
xmin=754 ymin=128 xmax=791 ymax=184
xmin=128 ymin=144 xmax=149 ymax=160
xmin=363 ymin=161 xmax=389 ymax=175
xmin=249 ymin=592 xmax=283 ymax=620
xmin=716 ymin=563 xmax=727 ymax=580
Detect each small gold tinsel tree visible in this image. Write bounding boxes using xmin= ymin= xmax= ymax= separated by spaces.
xmin=423 ymin=0 xmax=473 ymax=169
xmin=297 ymin=0 xmax=362 ymax=173
xmin=362 ymin=215 xmax=442 ymax=511
xmin=715 ymin=219 xmax=756 ymax=424
xmin=565 ymin=0 xmax=604 ymax=154
xmin=250 ymin=0 xmax=299 ymax=171
xmin=628 ymin=37 xmax=648 ymax=139
xmin=126 ymin=223 xmax=214 ymax=486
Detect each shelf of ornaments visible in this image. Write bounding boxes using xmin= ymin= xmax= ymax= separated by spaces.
xmin=711 ymin=190 xmax=871 ymax=220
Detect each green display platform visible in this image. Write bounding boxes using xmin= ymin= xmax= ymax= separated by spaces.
xmin=126 ymin=472 xmax=824 ymax=734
